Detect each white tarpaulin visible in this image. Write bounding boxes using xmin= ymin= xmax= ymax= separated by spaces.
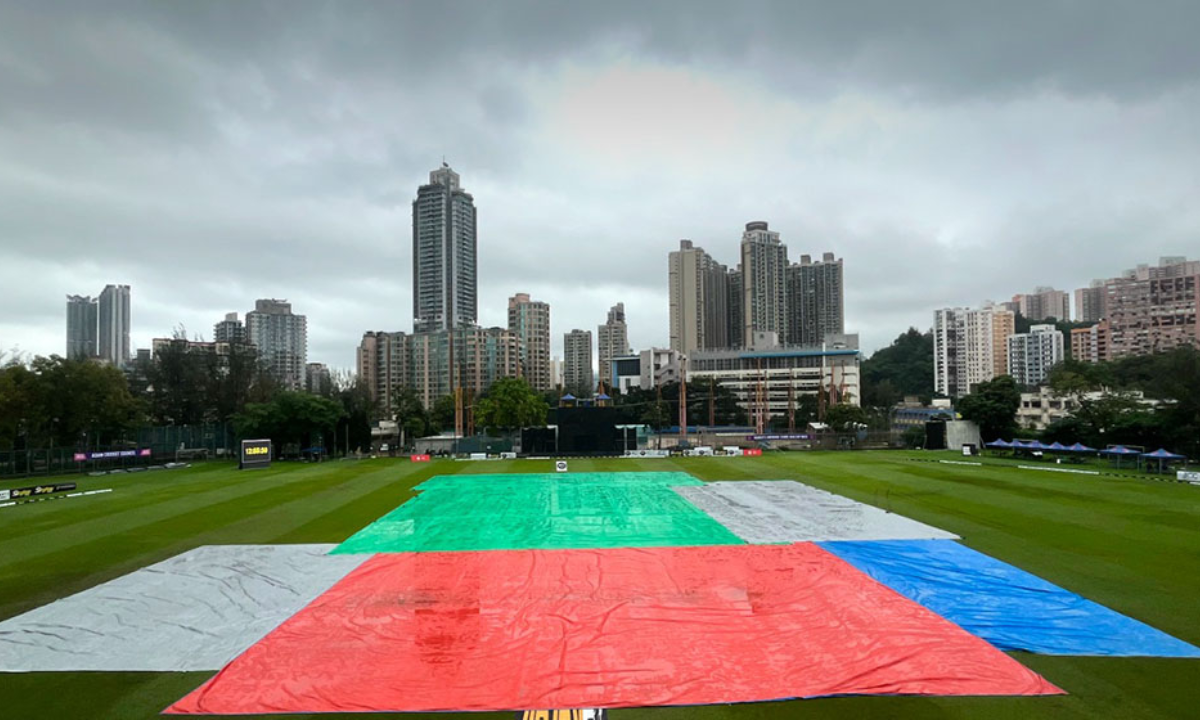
xmin=675 ymin=481 xmax=958 ymax=543
xmin=0 ymin=544 xmax=367 ymax=672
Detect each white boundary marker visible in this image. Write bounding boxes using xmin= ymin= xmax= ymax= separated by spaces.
xmin=939 ymin=460 xmax=982 ymax=466
xmin=0 ymin=487 xmax=112 ymax=510
xmin=1017 ymin=465 xmax=1099 ymax=475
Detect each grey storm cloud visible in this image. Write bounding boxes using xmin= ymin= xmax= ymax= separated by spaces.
xmin=1 ymin=1 xmax=1198 ymax=368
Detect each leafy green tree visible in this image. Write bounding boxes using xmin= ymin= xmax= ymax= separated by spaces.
xmin=825 ymin=402 xmax=868 ymax=431
xmin=429 ymin=394 xmax=457 ymax=433
xmin=333 ymin=375 xmax=374 ymax=454
xmin=474 ymin=377 xmax=548 ymax=433
xmin=233 ymin=391 xmax=344 ymax=453
xmin=860 ymin=328 xmax=934 ymax=407
xmin=957 ymin=375 xmax=1021 ymax=440
xmin=0 ymin=356 xmax=142 ymax=449
xmin=901 ymin=425 xmax=926 ymax=448
xmin=390 ymin=384 xmax=427 ymax=448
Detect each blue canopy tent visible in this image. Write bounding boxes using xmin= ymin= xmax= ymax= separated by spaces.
xmin=985 ymin=439 xmax=1011 ymax=449
xmin=1067 ymin=442 xmax=1095 ymax=453
xmin=1100 ymin=445 xmax=1141 ymax=469
xmin=1142 ymin=448 xmax=1186 ymax=474
xmin=1046 ymin=441 xmax=1067 ymax=452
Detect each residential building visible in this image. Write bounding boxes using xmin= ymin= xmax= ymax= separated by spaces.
xmin=1074 ymin=281 xmax=1107 ymax=323
xmin=563 ymin=329 xmax=593 ymax=395
xmin=597 ymin=303 xmax=630 ymax=389
xmin=1011 ymin=286 xmax=1070 ymax=322
xmin=98 ymin=284 xmax=131 ymax=367
xmin=1071 ymin=320 xmax=1111 ymax=363
xmin=786 ymin=252 xmax=844 ymax=348
xmin=507 ymin=293 xmax=551 ymax=392
xmin=1007 ymin=324 xmax=1064 ymax=387
xmin=1106 ymin=257 xmax=1200 ymax=357
xmin=726 ymin=268 xmax=743 ymax=348
xmin=668 ymin=240 xmax=729 ymax=353
xmin=611 ymin=348 xmax=685 ymax=393
xmin=213 ymin=313 xmax=246 ymax=344
xmin=687 ymin=334 xmax=861 ymax=428
xmin=549 ymin=356 xmax=564 ymax=390
xmin=1016 ymin=387 xmax=1161 ymax=431
xmin=934 ymin=305 xmax=1011 ymax=399
xmin=66 ymin=294 xmax=98 ymax=359
xmin=357 ymin=331 xmax=409 ymax=414
xmin=245 ymin=299 xmax=307 ymax=390
xmin=407 ymin=327 xmax=519 ymax=408
xmin=739 ymin=221 xmax=789 ymax=346
xmin=989 ymin=304 xmax=1015 ymax=378
xmin=412 ymin=163 xmax=477 ymax=333
xmin=306 ymin=363 xmax=331 ymax=395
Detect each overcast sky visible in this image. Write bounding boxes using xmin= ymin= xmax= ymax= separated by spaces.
xmin=2 ymin=1 xmax=1198 ymax=370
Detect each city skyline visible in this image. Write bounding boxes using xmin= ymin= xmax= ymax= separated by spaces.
xmin=3 ymin=4 xmax=1199 ymax=370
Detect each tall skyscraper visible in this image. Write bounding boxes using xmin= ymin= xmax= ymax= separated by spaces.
xmin=246 ymin=299 xmax=307 ymax=390
xmin=786 ymin=252 xmax=844 ymax=347
xmin=739 ymin=222 xmax=788 ymax=346
xmin=726 ymin=268 xmax=743 ymax=349
xmin=357 ymin=331 xmax=410 ymax=415
xmin=668 ymin=240 xmax=729 ymax=354
xmin=66 ymin=294 xmax=98 ymax=359
xmin=563 ymin=329 xmax=593 ymax=395
xmin=214 ymin=312 xmax=246 ymax=344
xmin=97 ymin=284 xmax=131 ymax=367
xmin=508 ymin=293 xmax=551 ymax=392
xmin=934 ymin=305 xmax=1011 ymax=399
xmin=597 ymin=303 xmax=630 ymax=389
xmin=1007 ymin=325 xmax=1064 ymax=387
xmin=413 ymin=163 xmax=477 ymax=333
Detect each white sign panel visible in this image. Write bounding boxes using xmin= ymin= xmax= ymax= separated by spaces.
xmin=1178 ymin=470 xmax=1200 ymax=484
xmin=555 ymin=460 xmax=568 ymax=473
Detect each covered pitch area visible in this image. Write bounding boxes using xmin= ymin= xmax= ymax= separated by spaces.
xmin=0 ymin=454 xmax=1198 ymax=719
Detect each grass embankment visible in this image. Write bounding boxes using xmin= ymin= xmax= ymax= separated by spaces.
xmin=1 ymin=452 xmax=1197 ymax=719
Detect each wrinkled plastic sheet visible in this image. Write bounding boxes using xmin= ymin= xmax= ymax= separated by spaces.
xmin=674 ymin=481 xmax=958 ymax=543
xmin=333 ymin=472 xmax=741 ymax=553
xmin=167 ymin=544 xmax=1059 ymax=714
xmin=0 ymin=544 xmax=368 ymax=672
xmin=822 ymin=539 xmax=1200 ymax=657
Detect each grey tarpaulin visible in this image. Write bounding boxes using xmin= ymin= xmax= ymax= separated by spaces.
xmin=674 ymin=481 xmax=958 ymax=543
xmin=0 ymin=544 xmax=367 ymax=672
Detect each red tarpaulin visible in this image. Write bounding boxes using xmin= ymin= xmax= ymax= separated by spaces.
xmin=168 ymin=544 xmax=1060 ymax=714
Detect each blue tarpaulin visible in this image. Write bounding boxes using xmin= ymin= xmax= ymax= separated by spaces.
xmin=821 ymin=539 xmax=1200 ymax=657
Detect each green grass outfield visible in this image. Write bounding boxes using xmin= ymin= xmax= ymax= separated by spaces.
xmin=1 ymin=451 xmax=1197 ymax=719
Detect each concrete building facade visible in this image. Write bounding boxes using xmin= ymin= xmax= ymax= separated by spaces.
xmin=1007 ymin=324 xmax=1064 ymax=387
xmin=1074 ymin=281 xmax=1107 ymax=323
xmin=1012 ymin=287 xmax=1070 ymax=322
xmin=1106 ymin=258 xmax=1200 ymax=358
xmin=597 ymin=303 xmax=629 ymax=391
xmin=213 ymin=313 xmax=246 ymax=344
xmin=66 ymin=294 xmax=98 ymax=359
xmin=934 ymin=305 xmax=1010 ymax=399
xmin=786 ymin=252 xmax=844 ymax=348
xmin=246 ymin=299 xmax=307 ymax=390
xmin=563 ymin=329 xmax=593 ymax=395
xmin=412 ymin=164 xmax=477 ymax=333
xmin=739 ymin=222 xmax=789 ymax=347
xmin=668 ymin=240 xmax=729 ymax=354
xmin=687 ymin=335 xmax=861 ymax=428
xmin=507 ymin=293 xmax=551 ymax=392
xmin=1070 ymin=320 xmax=1111 ymax=364
xmin=98 ymin=284 xmax=131 ymax=367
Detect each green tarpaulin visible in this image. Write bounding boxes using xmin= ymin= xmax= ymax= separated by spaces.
xmin=332 ymin=472 xmax=743 ymax=553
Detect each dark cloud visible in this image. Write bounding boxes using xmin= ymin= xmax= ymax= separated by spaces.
xmin=1 ymin=1 xmax=1198 ymax=366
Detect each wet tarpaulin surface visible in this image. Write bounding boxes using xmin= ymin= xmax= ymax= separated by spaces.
xmin=674 ymin=480 xmax=958 ymax=543
xmin=822 ymin=539 xmax=1200 ymax=657
xmin=167 ymin=544 xmax=1059 ymax=714
xmin=0 ymin=544 xmax=368 ymax=672
xmin=332 ymin=472 xmax=743 ymax=554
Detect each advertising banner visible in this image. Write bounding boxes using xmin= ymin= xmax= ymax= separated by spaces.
xmin=743 ymin=448 xmax=763 ymax=457
xmin=1178 ymin=470 xmax=1200 ymax=484
xmin=7 ymin=482 xmax=78 ymax=500
xmin=410 ymin=455 xmax=431 ymax=462
xmin=747 ymin=434 xmax=810 ymax=441
xmin=240 ymin=439 xmax=273 ymax=470
xmin=555 ymin=460 xmax=569 ymax=473
xmin=73 ymin=448 xmax=152 ymax=462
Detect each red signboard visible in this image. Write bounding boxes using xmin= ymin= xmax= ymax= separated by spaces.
xmin=410 ymin=454 xmax=431 ymax=462
xmin=744 ymin=448 xmax=763 ymax=457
